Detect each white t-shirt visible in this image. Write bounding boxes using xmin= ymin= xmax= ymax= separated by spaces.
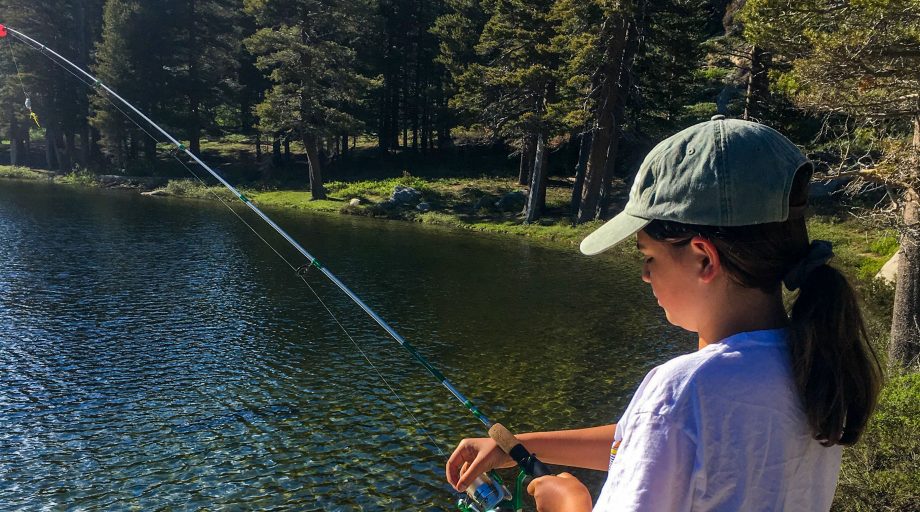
xmin=594 ymin=328 xmax=841 ymax=512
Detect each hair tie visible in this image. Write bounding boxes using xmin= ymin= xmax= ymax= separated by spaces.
xmin=783 ymin=240 xmax=834 ymax=291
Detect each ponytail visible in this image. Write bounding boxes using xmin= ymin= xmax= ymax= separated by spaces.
xmin=789 ymin=264 xmax=882 ymax=446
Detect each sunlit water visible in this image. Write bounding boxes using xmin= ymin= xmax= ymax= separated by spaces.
xmin=0 ymin=180 xmax=693 ymax=510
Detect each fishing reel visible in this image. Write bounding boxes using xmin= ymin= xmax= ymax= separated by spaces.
xmin=456 ymin=470 xmax=527 ymax=512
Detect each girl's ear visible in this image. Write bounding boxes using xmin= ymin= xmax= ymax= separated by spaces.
xmin=689 ymin=236 xmax=721 ymax=283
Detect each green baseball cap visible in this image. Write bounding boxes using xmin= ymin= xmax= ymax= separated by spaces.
xmin=580 ymin=115 xmax=811 ymax=256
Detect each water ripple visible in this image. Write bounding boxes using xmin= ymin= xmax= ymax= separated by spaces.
xmin=0 ymin=181 xmax=692 ymax=509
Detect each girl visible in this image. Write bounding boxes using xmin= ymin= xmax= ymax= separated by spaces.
xmin=445 ymin=116 xmax=882 ymax=511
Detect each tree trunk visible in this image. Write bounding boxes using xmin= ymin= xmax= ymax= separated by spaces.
xmin=889 ymin=116 xmax=920 ymax=368
xmin=577 ymin=18 xmax=630 ymax=223
xmin=24 ymin=129 xmax=32 ymax=167
xmin=129 ymin=129 xmax=139 ymax=162
xmin=302 ymin=133 xmax=326 ymax=200
xmin=436 ymin=85 xmax=451 ymax=149
xmin=524 ymin=133 xmax=548 ymax=223
xmin=421 ymin=87 xmax=430 ymax=152
xmin=45 ymin=126 xmax=58 ymax=172
xmin=391 ymin=82 xmax=400 ymax=150
xmin=519 ymin=134 xmax=537 ymax=186
xmin=75 ymin=1 xmax=91 ymax=169
xmin=255 ymin=132 xmax=262 ymax=161
xmin=597 ymin=84 xmax=630 ymax=219
xmin=80 ymin=124 xmax=91 ymax=168
xmin=187 ymin=0 xmax=201 ymax=156
xmin=743 ymin=45 xmax=771 ymax=121
xmin=341 ymin=133 xmax=349 ymax=157
xmin=571 ymin=130 xmax=592 ymax=215
xmin=9 ymin=108 xmax=20 ymax=167
xmin=144 ymin=136 xmax=157 ymax=162
xmin=90 ymin=125 xmax=101 ymax=162
xmin=63 ymin=130 xmax=75 ymax=172
xmin=272 ymin=133 xmax=282 ymax=167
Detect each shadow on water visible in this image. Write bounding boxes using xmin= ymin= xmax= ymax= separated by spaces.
xmin=172 ymin=403 xmax=302 ymax=434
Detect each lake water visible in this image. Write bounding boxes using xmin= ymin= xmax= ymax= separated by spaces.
xmin=0 ymin=179 xmax=693 ymax=510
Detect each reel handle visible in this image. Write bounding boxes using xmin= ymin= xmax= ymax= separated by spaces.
xmin=488 ymin=423 xmax=553 ymax=478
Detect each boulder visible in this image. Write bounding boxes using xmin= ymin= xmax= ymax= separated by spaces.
xmin=416 ymin=202 xmax=431 ymax=212
xmin=876 ymin=250 xmax=900 ymax=285
xmin=391 ymin=185 xmax=422 ymax=205
xmin=495 ymin=191 xmax=526 ymax=212
xmin=349 ymin=198 xmax=361 ymax=207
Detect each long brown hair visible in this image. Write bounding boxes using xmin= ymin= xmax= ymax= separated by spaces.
xmin=643 ymin=166 xmax=882 ymax=446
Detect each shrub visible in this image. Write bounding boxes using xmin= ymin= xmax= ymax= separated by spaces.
xmin=834 ymin=373 xmax=920 ymax=511
xmin=0 ymin=165 xmax=45 ymax=180
xmin=58 ymin=169 xmax=98 ymax=187
xmin=163 ymin=179 xmax=235 ymax=201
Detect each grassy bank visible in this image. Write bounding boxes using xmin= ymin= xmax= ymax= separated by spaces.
xmin=145 ymin=174 xmax=604 ymax=247
xmin=0 ymin=165 xmax=114 ymax=187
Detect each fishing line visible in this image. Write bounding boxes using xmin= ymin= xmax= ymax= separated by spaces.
xmin=171 ymin=150 xmax=447 ymax=455
xmin=4 ymin=36 xmax=27 ymax=100
xmin=2 ymin=26 xmax=448 ymax=458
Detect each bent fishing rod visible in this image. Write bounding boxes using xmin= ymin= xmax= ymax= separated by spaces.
xmin=1 ymin=23 xmax=550 ymax=510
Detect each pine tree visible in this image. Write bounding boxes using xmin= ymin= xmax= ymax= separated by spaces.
xmin=0 ymin=0 xmax=104 ymax=171
xmin=551 ymin=0 xmax=638 ymax=222
xmin=92 ymin=0 xmax=176 ymax=169
xmin=743 ymin=0 xmax=920 ymax=368
xmin=431 ymin=0 xmax=490 ymax=148
xmin=244 ymin=0 xmax=376 ymax=200
xmin=373 ymin=0 xmax=449 ymax=153
xmin=172 ymin=0 xmax=242 ymax=156
xmin=443 ymin=0 xmax=560 ymax=220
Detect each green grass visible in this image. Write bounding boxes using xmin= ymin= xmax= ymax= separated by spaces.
xmin=242 ymin=176 xmax=601 ymax=247
xmin=56 ymin=169 xmax=100 ymax=187
xmin=835 ymin=373 xmax=920 ymax=511
xmin=0 ymin=165 xmax=101 ymax=187
xmin=806 ymin=217 xmax=900 ymax=282
xmin=0 ymin=165 xmax=48 ymax=180
xmin=153 ymin=179 xmax=238 ymax=202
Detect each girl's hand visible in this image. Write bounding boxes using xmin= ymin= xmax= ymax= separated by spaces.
xmin=526 ymin=472 xmax=592 ymax=512
xmin=445 ymin=437 xmax=516 ymax=491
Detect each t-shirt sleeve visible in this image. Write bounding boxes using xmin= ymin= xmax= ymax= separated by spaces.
xmin=596 ymin=411 xmax=697 ymax=512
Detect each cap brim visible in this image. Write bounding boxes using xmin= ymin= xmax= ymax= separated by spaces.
xmin=580 ymin=213 xmax=651 ymax=255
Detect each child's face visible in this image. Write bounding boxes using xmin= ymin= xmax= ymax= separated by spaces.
xmin=636 ymin=230 xmax=707 ymax=332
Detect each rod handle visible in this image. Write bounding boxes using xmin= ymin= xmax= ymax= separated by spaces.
xmin=488 ymin=423 xmax=553 ymax=478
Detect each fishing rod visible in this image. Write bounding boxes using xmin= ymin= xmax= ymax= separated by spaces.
xmin=0 ymin=23 xmax=551 ymax=511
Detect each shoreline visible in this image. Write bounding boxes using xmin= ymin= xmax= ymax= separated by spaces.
xmin=0 ymin=165 xmax=605 ymax=250
xmin=0 ymin=165 xmax=898 ymax=283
